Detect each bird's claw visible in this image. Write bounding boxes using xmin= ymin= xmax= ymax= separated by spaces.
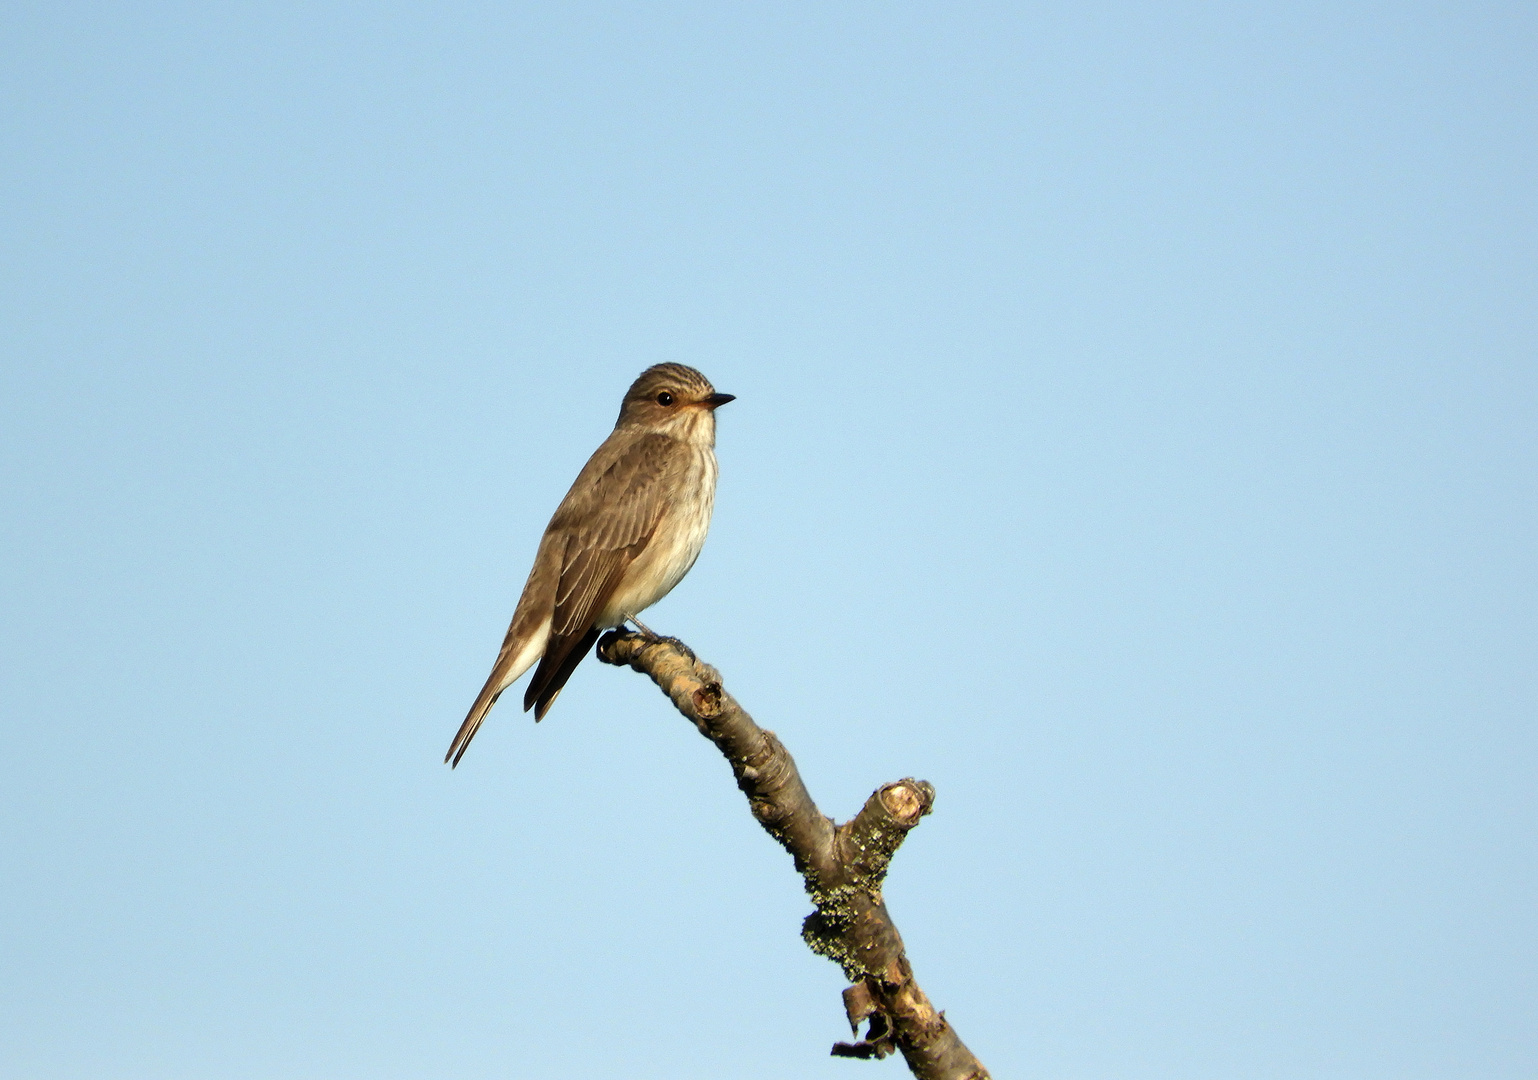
xmin=660 ymin=636 xmax=696 ymax=661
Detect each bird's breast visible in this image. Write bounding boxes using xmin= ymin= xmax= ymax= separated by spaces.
xmin=603 ymin=446 xmax=717 ymax=624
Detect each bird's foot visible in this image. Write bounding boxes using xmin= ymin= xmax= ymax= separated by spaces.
xmin=625 ymin=615 xmax=659 ymax=639
xmin=623 ymin=617 xmax=695 ymax=661
xmin=663 ymin=636 xmax=697 ymax=662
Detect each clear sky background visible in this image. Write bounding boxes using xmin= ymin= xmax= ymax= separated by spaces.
xmin=1 ymin=3 xmax=1534 ymax=1078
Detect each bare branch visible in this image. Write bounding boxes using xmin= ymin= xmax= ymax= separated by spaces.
xmin=597 ymin=630 xmax=990 ymax=1080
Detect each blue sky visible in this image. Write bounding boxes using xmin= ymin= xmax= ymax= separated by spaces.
xmin=1 ymin=3 xmax=1534 ymax=1077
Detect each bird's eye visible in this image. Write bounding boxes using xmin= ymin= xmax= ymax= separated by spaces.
xmin=656 ymin=391 xmax=675 ymax=406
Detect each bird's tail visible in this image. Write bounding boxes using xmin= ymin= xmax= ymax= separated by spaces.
xmin=445 ymin=679 xmax=502 ymax=768
xmin=445 ymin=615 xmax=551 ymax=768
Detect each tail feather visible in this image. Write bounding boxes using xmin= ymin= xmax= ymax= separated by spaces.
xmin=445 ymin=682 xmax=502 ymax=768
xmin=445 ymin=614 xmax=551 ymax=768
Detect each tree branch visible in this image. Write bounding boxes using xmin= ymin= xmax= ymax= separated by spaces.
xmin=597 ymin=630 xmax=990 ymax=1080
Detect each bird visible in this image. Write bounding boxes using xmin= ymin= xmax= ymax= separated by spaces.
xmin=445 ymin=363 xmax=734 ymax=767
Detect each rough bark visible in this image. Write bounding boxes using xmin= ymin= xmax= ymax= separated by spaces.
xmin=597 ymin=629 xmax=990 ymax=1080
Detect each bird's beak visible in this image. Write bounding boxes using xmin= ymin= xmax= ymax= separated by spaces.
xmin=703 ymin=393 xmax=735 ymax=410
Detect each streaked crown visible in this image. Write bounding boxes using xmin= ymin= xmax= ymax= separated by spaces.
xmin=615 ymin=363 xmax=733 ymax=439
xmin=623 ymin=363 xmax=716 ymax=406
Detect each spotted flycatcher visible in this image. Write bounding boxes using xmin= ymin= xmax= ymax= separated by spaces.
xmin=445 ymin=363 xmax=733 ymax=767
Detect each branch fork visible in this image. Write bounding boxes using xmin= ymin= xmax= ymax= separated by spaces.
xmin=597 ymin=630 xmax=989 ymax=1080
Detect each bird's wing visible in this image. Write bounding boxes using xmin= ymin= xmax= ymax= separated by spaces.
xmin=522 ymin=432 xmax=676 ymax=718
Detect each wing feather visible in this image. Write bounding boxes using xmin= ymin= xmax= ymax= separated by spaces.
xmin=521 ymin=433 xmax=677 ymax=716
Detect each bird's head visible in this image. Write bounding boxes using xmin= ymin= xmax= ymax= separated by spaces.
xmin=616 ymin=363 xmax=734 ymax=444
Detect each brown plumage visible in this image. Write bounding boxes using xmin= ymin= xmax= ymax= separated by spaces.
xmin=445 ymin=364 xmax=733 ymax=767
